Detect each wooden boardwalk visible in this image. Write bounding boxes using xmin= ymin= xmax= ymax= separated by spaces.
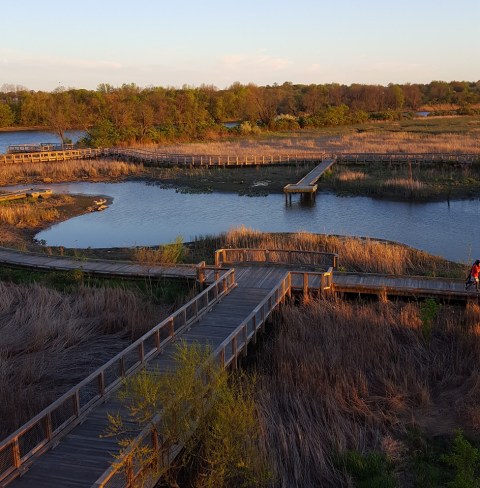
xmin=0 ymin=247 xmax=201 ymax=281
xmin=1 ymin=147 xmax=478 ymax=168
xmin=1 ymin=266 xmax=314 ymax=487
xmin=0 ymin=248 xmax=476 ymax=487
xmin=0 ymin=149 xmax=102 ymax=165
xmin=283 ymin=158 xmax=336 ymax=200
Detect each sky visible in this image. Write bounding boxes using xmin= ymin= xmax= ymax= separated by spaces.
xmin=0 ymin=0 xmax=479 ymax=91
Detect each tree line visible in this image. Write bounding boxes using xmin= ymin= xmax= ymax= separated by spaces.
xmin=0 ymin=80 xmax=479 ymax=146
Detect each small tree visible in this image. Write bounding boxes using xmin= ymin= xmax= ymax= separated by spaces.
xmin=105 ymin=342 xmax=272 ymax=487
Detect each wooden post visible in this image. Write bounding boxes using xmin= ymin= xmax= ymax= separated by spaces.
xmin=243 ymin=325 xmax=248 ymax=356
xmin=98 ymin=372 xmax=105 ymax=396
xmin=169 ymin=318 xmax=175 ymax=338
xmin=119 ymin=357 xmax=126 ymax=377
xmin=252 ymin=315 xmax=257 ymax=344
xmin=232 ymin=337 xmax=238 ymax=369
xmin=73 ymin=391 xmax=81 ymax=417
xmin=220 ymin=349 xmax=225 ymax=369
xmin=12 ymin=439 xmax=21 ymax=468
xmin=44 ymin=413 xmax=53 ymax=441
xmin=154 ymin=330 xmax=161 ymax=350
xmin=303 ymin=273 xmax=308 ymax=297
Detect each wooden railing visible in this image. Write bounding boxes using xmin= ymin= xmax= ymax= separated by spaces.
xmin=215 ymin=248 xmax=338 ymax=269
xmin=336 ymin=152 xmax=480 ymax=163
xmin=2 ymin=148 xmax=478 ymax=167
xmin=108 ymin=148 xmax=480 ymax=167
xmin=107 ymin=148 xmax=329 ymax=167
xmin=92 ymin=267 xmax=333 ymax=487
xmin=0 ymin=268 xmax=236 ymax=486
xmin=0 ymin=148 xmax=102 ymax=164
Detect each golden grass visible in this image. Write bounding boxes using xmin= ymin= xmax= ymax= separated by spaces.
xmin=0 ymin=159 xmax=143 ymax=185
xmin=335 ymin=170 xmax=367 ymax=182
xmin=256 ymin=297 xmax=480 ymax=486
xmin=133 ymin=123 xmax=480 ymax=156
xmin=0 ymin=281 xmax=170 ymax=437
xmin=0 ymin=196 xmax=72 ymax=227
xmin=382 ymin=177 xmax=426 ymax=192
xmin=192 ymin=226 xmax=464 ymax=277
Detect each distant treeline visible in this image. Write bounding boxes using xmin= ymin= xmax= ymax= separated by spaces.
xmin=1 ymin=80 xmax=479 ymax=146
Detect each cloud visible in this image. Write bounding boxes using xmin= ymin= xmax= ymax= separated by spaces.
xmin=220 ymin=53 xmax=291 ymax=72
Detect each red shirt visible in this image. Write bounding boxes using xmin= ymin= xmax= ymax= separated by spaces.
xmin=471 ymin=264 xmax=480 ymax=278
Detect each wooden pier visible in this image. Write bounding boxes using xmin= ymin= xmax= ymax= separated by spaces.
xmin=283 ymin=158 xmax=336 ymax=203
xmin=0 ymin=247 xmax=477 ymax=487
xmin=0 ymin=149 xmax=102 ymax=165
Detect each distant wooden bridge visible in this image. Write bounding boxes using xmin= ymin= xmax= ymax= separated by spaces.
xmin=1 ymin=146 xmax=479 ymax=167
xmin=0 ymin=247 xmax=476 ymax=487
xmin=0 ymin=149 xmax=102 ymax=165
xmin=106 ymin=148 xmax=480 ymax=167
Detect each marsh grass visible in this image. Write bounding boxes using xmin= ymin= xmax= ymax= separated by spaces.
xmin=135 ymin=117 xmax=480 ymax=156
xmin=0 ymin=158 xmax=143 ymax=185
xmin=133 ymin=237 xmax=187 ymax=265
xmin=0 ymin=281 xmax=174 ymax=438
xmin=191 ymin=227 xmax=465 ymax=278
xmin=0 ymin=195 xmax=69 ymax=227
xmin=256 ymin=297 xmax=480 ymax=486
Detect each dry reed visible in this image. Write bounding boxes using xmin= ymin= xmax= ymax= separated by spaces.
xmin=0 ymin=281 xmax=169 ymax=437
xmin=256 ymin=297 xmax=480 ymax=486
xmin=192 ymin=226 xmax=463 ymax=277
xmin=0 ymin=159 xmax=143 ymax=185
xmin=135 ymin=123 xmax=480 ymax=156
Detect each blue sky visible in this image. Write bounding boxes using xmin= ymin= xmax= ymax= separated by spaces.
xmin=1 ymin=0 xmax=478 ymax=91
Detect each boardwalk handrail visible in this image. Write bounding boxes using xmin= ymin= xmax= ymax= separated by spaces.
xmin=215 ymin=248 xmax=338 ymax=268
xmin=107 ymin=148 xmax=480 ymax=167
xmin=0 ymin=148 xmax=102 ymax=164
xmin=93 ymin=267 xmax=333 ymax=487
xmin=0 ymin=268 xmax=236 ymax=486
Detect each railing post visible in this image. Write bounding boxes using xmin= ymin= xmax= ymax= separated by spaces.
xmin=243 ymin=324 xmax=248 ymax=355
xmin=252 ymin=315 xmax=257 ymax=344
xmin=303 ymin=273 xmax=308 ymax=297
xmin=98 ymin=371 xmax=105 ymax=396
xmin=73 ymin=391 xmax=80 ymax=417
xmin=321 ymin=273 xmax=326 ymax=294
xmin=119 ymin=357 xmax=126 ymax=377
xmin=220 ymin=348 xmax=225 ymax=369
xmin=232 ymin=337 xmax=238 ymax=370
xmin=12 ymin=438 xmax=21 ymax=468
xmin=155 ymin=330 xmax=161 ymax=350
xmin=169 ymin=318 xmax=175 ymax=338
xmin=44 ymin=413 xmax=53 ymax=441
xmin=196 ymin=261 xmax=206 ymax=288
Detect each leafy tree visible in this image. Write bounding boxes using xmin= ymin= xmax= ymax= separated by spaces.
xmin=0 ymin=103 xmax=15 ymax=127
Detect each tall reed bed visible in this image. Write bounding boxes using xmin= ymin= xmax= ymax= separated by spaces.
xmin=256 ymin=298 xmax=480 ymax=486
xmin=0 ymin=281 xmax=168 ymax=437
xmin=0 ymin=159 xmax=143 ymax=185
xmin=0 ymin=195 xmax=72 ymax=227
xmin=191 ymin=227 xmax=464 ymax=277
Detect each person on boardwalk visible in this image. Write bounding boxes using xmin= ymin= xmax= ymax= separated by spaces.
xmin=466 ymin=259 xmax=480 ymax=291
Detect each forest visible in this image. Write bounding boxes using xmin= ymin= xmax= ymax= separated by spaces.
xmin=1 ymin=80 xmax=479 ymax=146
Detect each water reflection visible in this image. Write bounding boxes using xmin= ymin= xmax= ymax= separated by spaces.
xmin=26 ymin=181 xmax=480 ymax=263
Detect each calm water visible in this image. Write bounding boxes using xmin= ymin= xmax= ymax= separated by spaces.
xmin=21 ymin=181 xmax=480 ymax=263
xmin=0 ymin=130 xmax=85 ymax=154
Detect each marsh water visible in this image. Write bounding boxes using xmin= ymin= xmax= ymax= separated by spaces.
xmin=2 ymin=130 xmax=479 ymax=263
xmin=0 ymin=130 xmax=85 ymax=154
xmin=23 ymin=181 xmax=480 ymax=263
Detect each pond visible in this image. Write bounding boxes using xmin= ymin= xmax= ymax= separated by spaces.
xmin=0 ymin=130 xmax=85 ymax=154
xmin=24 ymin=181 xmax=480 ymax=263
